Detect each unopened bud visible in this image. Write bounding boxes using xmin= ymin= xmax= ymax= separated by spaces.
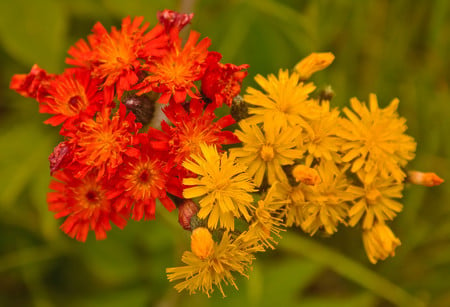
xmin=407 ymin=171 xmax=444 ymax=187
xmin=230 ymin=95 xmax=249 ymax=122
xmin=157 ymin=9 xmax=193 ymax=32
xmin=178 ymin=199 xmax=199 ymax=231
xmin=123 ymin=94 xmax=156 ymax=125
xmin=191 ymin=227 xmax=214 ymax=259
xmin=292 ymin=165 xmax=321 ymax=185
xmin=294 ymin=52 xmax=335 ymax=80
xmin=49 ymin=141 xmax=72 ymax=175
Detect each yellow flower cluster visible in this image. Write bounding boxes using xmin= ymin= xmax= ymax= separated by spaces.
xmin=167 ymin=52 xmax=443 ymax=296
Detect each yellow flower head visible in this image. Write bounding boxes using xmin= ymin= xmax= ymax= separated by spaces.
xmin=348 ymin=171 xmax=404 ymax=229
xmin=247 ymin=183 xmax=287 ymax=249
xmin=294 ymin=52 xmax=335 ymax=80
xmin=232 ymin=120 xmax=303 ymax=187
xmin=363 ymin=222 xmax=401 ymax=264
xmin=301 ymin=100 xmax=343 ymax=165
xmin=183 ymin=144 xmax=256 ymax=230
xmin=299 ymin=161 xmax=356 ymax=235
xmin=244 ymin=69 xmax=320 ymax=130
xmin=337 ymin=94 xmax=416 ymax=183
xmin=166 ymin=231 xmax=263 ymax=297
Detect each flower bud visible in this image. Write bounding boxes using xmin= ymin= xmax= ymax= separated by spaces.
xmin=123 ymin=94 xmax=156 ymax=125
xmin=363 ymin=222 xmax=401 ymax=264
xmin=49 ymin=141 xmax=72 ymax=175
xmin=178 ymin=199 xmax=199 ymax=231
xmin=292 ymin=165 xmax=321 ymax=185
xmin=191 ymin=227 xmax=214 ymax=259
xmin=407 ymin=171 xmax=444 ymax=187
xmin=157 ymin=9 xmax=193 ymax=32
xmin=230 ymin=95 xmax=249 ymax=122
xmin=294 ymin=52 xmax=335 ymax=80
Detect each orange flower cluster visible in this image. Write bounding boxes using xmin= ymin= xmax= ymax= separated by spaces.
xmin=10 ymin=10 xmax=248 ymax=242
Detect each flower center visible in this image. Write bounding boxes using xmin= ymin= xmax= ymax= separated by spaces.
xmin=68 ymin=95 xmax=82 ymax=110
xmin=85 ymin=190 xmax=100 ymax=206
xmin=139 ymin=169 xmax=150 ymax=183
xmin=366 ymin=188 xmax=381 ymax=204
xmin=260 ymin=145 xmax=275 ymax=161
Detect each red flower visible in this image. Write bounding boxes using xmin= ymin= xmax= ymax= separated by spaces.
xmin=114 ymin=135 xmax=181 ymax=221
xmin=10 ymin=64 xmax=54 ymax=101
xmin=48 ymin=169 xmax=128 ymax=242
xmin=137 ymin=30 xmax=210 ymax=104
xmin=161 ymin=98 xmax=239 ymax=165
xmin=202 ymin=51 xmax=249 ymax=107
xmin=39 ymin=69 xmax=104 ymax=127
xmin=64 ymin=104 xmax=142 ymax=179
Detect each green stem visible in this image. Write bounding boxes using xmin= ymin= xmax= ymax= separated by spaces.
xmin=279 ymin=232 xmax=426 ymax=307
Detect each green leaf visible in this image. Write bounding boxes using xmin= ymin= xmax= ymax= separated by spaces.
xmin=0 ymin=0 xmax=67 ymax=72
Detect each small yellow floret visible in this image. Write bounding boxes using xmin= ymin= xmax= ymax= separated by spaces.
xmin=292 ymin=165 xmax=321 ymax=185
xmin=191 ymin=227 xmax=214 ymax=260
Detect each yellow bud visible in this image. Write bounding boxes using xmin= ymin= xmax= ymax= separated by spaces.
xmin=292 ymin=165 xmax=321 ymax=185
xmin=362 ymin=222 xmax=401 ymax=264
xmin=294 ymin=52 xmax=335 ymax=80
xmin=260 ymin=145 xmax=275 ymax=161
xmin=191 ymin=227 xmax=214 ymax=259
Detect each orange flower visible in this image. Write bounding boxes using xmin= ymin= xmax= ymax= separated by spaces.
xmin=138 ymin=30 xmax=210 ymax=103
xmin=40 ymin=69 xmax=103 ymax=127
xmin=114 ymin=136 xmax=180 ymax=221
xmin=161 ymin=99 xmax=238 ymax=165
xmin=67 ymin=16 xmax=168 ymax=98
xmin=65 ymin=104 xmax=141 ymax=179
xmin=48 ymin=169 xmax=128 ymax=242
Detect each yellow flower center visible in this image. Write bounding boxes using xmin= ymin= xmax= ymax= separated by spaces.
xmin=260 ymin=145 xmax=275 ymax=161
xmin=366 ymin=188 xmax=381 ymax=204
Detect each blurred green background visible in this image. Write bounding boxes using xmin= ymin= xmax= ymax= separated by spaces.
xmin=0 ymin=0 xmax=449 ymax=306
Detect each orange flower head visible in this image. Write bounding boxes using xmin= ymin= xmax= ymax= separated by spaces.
xmin=161 ymin=99 xmax=238 ymax=165
xmin=40 ymin=69 xmax=103 ymax=127
xmin=47 ymin=170 xmax=128 ymax=242
xmin=114 ymin=138 xmax=179 ymax=221
xmin=66 ymin=104 xmax=141 ymax=179
xmin=138 ymin=30 xmax=211 ymax=103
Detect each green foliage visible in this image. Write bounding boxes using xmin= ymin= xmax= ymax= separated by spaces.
xmin=0 ymin=0 xmax=449 ymax=306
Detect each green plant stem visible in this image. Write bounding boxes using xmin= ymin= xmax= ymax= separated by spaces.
xmin=279 ymin=232 xmax=426 ymax=307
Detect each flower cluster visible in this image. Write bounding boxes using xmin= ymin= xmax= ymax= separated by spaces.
xmin=10 ymin=10 xmax=248 ymax=242
xmin=10 ymin=11 xmax=443 ymax=297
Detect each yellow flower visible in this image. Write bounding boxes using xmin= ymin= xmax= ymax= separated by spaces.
xmin=299 ymin=161 xmax=355 ymax=235
xmin=183 ymin=144 xmax=256 ymax=230
xmin=244 ymin=69 xmax=320 ymax=130
xmin=166 ymin=231 xmax=263 ymax=297
xmin=362 ymin=222 xmax=401 ymax=264
xmin=277 ymin=181 xmax=307 ymax=227
xmin=301 ymin=100 xmax=343 ymax=165
xmin=348 ymin=171 xmax=403 ymax=229
xmin=247 ymin=183 xmax=287 ymax=249
xmin=337 ymin=94 xmax=416 ymax=183
xmin=294 ymin=52 xmax=335 ymax=80
xmin=232 ymin=120 xmax=303 ymax=187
